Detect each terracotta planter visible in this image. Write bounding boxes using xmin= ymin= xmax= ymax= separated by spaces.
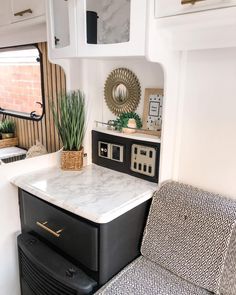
xmin=1 ymin=133 xmax=14 ymax=139
xmin=61 ymin=148 xmax=84 ymax=171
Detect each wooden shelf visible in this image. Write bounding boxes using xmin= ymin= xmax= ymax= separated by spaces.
xmin=93 ymin=127 xmax=161 ymax=144
xmin=0 ymin=137 xmax=18 ymax=148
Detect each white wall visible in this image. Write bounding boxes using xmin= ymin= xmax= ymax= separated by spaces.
xmin=0 ymin=152 xmax=59 ymax=295
xmin=99 ymin=59 xmax=164 ymax=122
xmin=67 ymin=58 xmax=164 ymax=163
xmin=146 ymin=1 xmax=236 ymax=197
xmin=174 ymin=48 xmax=236 ymax=198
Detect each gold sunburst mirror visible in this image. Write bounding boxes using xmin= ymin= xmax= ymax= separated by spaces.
xmin=104 ymin=68 xmax=141 ymax=115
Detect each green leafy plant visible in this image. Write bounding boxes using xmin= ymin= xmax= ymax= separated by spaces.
xmin=50 ymin=90 xmax=85 ymax=151
xmin=0 ymin=119 xmax=15 ymax=134
xmin=114 ymin=112 xmax=142 ymax=131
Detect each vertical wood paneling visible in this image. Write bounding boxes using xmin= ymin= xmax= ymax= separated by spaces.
xmin=1 ymin=42 xmax=66 ymax=153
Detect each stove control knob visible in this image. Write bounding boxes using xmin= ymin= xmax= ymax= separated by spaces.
xmin=66 ymin=268 xmax=77 ymax=278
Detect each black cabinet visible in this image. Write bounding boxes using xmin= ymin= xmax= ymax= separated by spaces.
xmin=20 ymin=193 xmax=98 ymax=271
xmin=18 ymin=189 xmax=151 ymax=293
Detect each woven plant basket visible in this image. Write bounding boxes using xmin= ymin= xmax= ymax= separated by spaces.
xmin=1 ymin=133 xmax=14 ymax=139
xmin=61 ymin=148 xmax=84 ymax=171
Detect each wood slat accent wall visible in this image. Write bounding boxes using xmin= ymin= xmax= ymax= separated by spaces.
xmin=1 ymin=42 xmax=66 ymax=153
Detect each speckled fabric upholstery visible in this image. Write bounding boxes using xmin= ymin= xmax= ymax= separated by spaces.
xmin=95 ymin=256 xmax=211 ymax=295
xmin=219 ymin=222 xmax=236 ymax=294
xmin=141 ymin=181 xmax=236 ymax=294
xmin=95 ymin=181 xmax=236 ymax=295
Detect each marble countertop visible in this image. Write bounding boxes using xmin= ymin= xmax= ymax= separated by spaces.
xmin=11 ymin=164 xmax=157 ymax=224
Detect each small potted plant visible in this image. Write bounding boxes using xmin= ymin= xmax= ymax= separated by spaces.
xmin=114 ymin=112 xmax=142 ymax=134
xmin=0 ymin=119 xmax=16 ymax=139
xmin=51 ymin=90 xmax=85 ymax=171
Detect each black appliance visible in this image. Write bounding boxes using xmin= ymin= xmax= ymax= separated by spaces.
xmin=18 ymin=233 xmax=97 ymax=295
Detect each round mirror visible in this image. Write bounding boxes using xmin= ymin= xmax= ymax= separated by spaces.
xmin=112 ymin=83 xmax=129 ymax=104
xmin=104 ymin=68 xmax=141 ymax=115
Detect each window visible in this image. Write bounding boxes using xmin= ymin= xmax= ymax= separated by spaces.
xmin=0 ymin=44 xmax=44 ymax=120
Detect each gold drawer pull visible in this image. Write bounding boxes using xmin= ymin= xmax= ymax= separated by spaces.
xmin=14 ymin=9 xmax=33 ymax=17
xmin=36 ymin=221 xmax=64 ymax=238
xmin=181 ymin=0 xmax=205 ymax=4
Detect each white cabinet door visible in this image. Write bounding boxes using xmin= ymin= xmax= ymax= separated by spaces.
xmin=11 ymin=0 xmax=45 ymax=23
xmin=76 ymin=0 xmax=147 ymax=58
xmin=155 ymin=0 xmax=236 ymax=18
xmin=46 ymin=0 xmax=77 ymax=59
xmin=0 ymin=1 xmax=11 ymax=26
xmin=46 ymin=0 xmax=146 ymax=59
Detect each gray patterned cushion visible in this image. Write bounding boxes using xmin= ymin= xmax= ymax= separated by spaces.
xmin=95 ymin=256 xmax=211 ymax=295
xmin=219 ymin=223 xmax=236 ymax=294
xmin=141 ymin=181 xmax=236 ymax=295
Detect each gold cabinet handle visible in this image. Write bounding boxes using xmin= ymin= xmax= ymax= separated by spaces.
xmin=36 ymin=221 xmax=64 ymax=238
xmin=14 ymin=9 xmax=33 ymax=17
xmin=181 ymin=0 xmax=205 ymax=4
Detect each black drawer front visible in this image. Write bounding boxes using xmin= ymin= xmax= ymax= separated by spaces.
xmin=19 ymin=190 xmax=98 ymax=271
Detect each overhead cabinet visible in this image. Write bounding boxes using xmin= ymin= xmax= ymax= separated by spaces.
xmin=11 ymin=0 xmax=45 ymax=23
xmin=46 ymin=0 xmax=77 ymax=58
xmin=46 ymin=0 xmax=147 ymax=59
xmin=155 ymin=0 xmax=236 ymax=18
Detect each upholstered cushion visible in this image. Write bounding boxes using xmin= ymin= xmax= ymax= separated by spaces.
xmin=219 ymin=224 xmax=236 ymax=294
xmin=141 ymin=181 xmax=236 ymax=294
xmin=95 ymin=256 xmax=211 ymax=295
xmin=26 ymin=140 xmax=47 ymax=159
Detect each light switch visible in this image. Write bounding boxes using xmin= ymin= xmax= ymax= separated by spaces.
xmin=98 ymin=141 xmax=111 ymax=159
xmin=111 ymin=144 xmax=124 ymax=162
xmin=98 ymin=141 xmax=123 ymax=162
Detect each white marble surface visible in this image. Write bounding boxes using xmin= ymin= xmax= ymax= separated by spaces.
xmin=11 ymin=164 xmax=157 ymax=224
xmin=87 ymin=0 xmax=130 ymax=44
xmin=0 ymin=147 xmax=27 ymax=160
xmin=98 ymin=0 xmax=130 ymax=44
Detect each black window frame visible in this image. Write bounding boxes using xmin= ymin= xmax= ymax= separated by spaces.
xmin=0 ymin=43 xmax=45 ymax=121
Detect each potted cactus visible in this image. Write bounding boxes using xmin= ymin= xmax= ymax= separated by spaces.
xmin=0 ymin=119 xmax=16 ymax=139
xmin=51 ymin=90 xmax=85 ymax=171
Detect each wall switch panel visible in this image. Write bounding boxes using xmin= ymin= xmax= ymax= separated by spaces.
xmin=111 ymin=144 xmax=124 ymax=162
xmin=98 ymin=141 xmax=123 ymax=162
xmin=98 ymin=141 xmax=111 ymax=159
xmin=131 ymin=144 xmax=156 ymax=177
xmin=93 ymin=131 xmax=160 ymax=183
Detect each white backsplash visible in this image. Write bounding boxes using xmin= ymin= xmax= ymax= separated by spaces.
xmin=87 ymin=0 xmax=131 ymax=44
